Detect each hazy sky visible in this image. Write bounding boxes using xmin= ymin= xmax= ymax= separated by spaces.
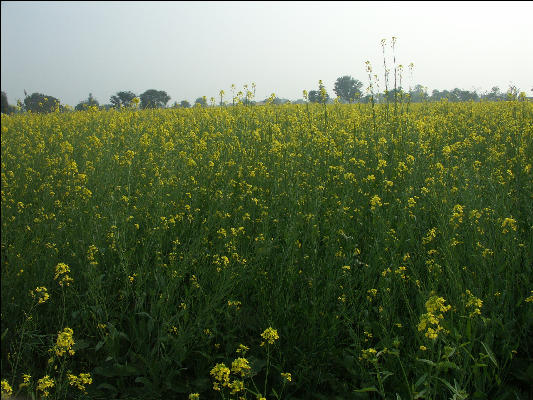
xmin=2 ymin=1 xmax=532 ymax=106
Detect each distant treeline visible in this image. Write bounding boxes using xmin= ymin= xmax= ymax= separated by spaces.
xmin=1 ymin=77 xmax=530 ymax=114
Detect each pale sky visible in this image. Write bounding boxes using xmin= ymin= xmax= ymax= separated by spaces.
xmin=2 ymin=1 xmax=532 ymax=106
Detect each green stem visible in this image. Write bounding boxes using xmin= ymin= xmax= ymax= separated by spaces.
xmin=264 ymin=344 xmax=270 ymax=396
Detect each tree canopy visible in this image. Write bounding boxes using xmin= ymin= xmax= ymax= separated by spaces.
xmin=140 ymin=89 xmax=170 ymax=109
xmin=334 ymin=75 xmax=363 ymax=103
xmin=308 ymin=81 xmax=330 ymax=104
xmin=110 ymin=91 xmax=137 ymax=108
xmin=1 ymin=91 xmax=9 ymax=114
xmin=23 ymin=92 xmax=61 ymax=113
xmin=195 ymin=97 xmax=207 ymax=107
xmin=75 ymin=93 xmax=99 ymax=111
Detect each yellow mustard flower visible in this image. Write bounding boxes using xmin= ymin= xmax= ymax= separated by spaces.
xmin=260 ymin=327 xmax=279 ymax=345
xmin=231 ymin=357 xmax=251 ymax=377
xmin=54 ymin=262 xmax=73 ymax=287
xmin=281 ymin=372 xmax=292 ymax=382
xmin=210 ymin=363 xmax=230 ymax=391
xmin=68 ymin=373 xmax=92 ymax=392
xmin=1 ymin=379 xmax=13 ymax=397
xmin=54 ymin=327 xmax=75 ymax=356
xmin=37 ymin=375 xmax=54 ymax=397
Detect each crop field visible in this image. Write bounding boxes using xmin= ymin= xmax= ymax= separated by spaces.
xmin=1 ymin=100 xmax=532 ymax=399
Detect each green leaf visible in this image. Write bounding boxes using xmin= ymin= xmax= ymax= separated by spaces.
xmin=437 ymin=377 xmax=455 ymax=392
xmin=96 ymin=383 xmax=118 ymax=393
xmin=380 ymin=370 xmax=394 ymax=382
xmin=480 ymin=341 xmax=498 ymax=367
xmin=95 ymin=340 xmax=105 ymax=352
xmin=354 ymin=386 xmax=379 ymax=393
xmin=94 ymin=363 xmax=140 ymax=377
xmin=414 ymin=373 xmax=428 ymax=388
xmin=135 ymin=376 xmax=153 ymax=389
xmin=414 ymin=388 xmax=429 ymax=399
xmin=74 ymin=339 xmax=89 ymax=350
xmin=416 ymin=358 xmax=436 ymax=367
xmin=436 ymin=360 xmax=459 ymax=371
xmin=248 ymin=355 xmax=266 ymax=376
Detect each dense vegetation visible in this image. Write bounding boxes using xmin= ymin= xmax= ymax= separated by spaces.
xmin=1 ymin=99 xmax=532 ymax=399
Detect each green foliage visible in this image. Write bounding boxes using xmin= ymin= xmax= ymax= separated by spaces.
xmin=23 ymin=92 xmax=61 ymax=113
xmin=195 ymin=97 xmax=207 ymax=107
xmin=140 ymin=89 xmax=170 ymax=109
xmin=334 ymin=75 xmax=363 ymax=103
xmin=1 ymin=91 xmax=9 ymax=114
xmin=75 ymin=93 xmax=100 ymax=111
xmin=110 ymin=91 xmax=137 ymax=109
xmin=1 ymin=100 xmax=532 ymax=399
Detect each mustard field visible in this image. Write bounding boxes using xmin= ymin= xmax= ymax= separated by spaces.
xmin=1 ymin=100 xmax=532 ymax=399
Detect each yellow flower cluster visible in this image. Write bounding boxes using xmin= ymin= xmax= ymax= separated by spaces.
xmin=1 ymin=379 xmax=13 ymax=397
xmin=37 ymin=375 xmax=55 ymax=397
xmin=227 ymin=300 xmax=242 ymax=310
xmin=465 ymin=290 xmax=483 ymax=317
xmin=54 ymin=262 xmax=73 ymax=287
xmin=360 ymin=347 xmax=378 ymax=362
xmin=20 ymin=374 xmax=31 ymax=388
xmin=54 ymin=327 xmax=75 ymax=356
xmin=260 ymin=327 xmax=279 ymax=345
xmin=367 ymin=288 xmax=378 ymax=302
xmin=281 ymin=372 xmax=292 ymax=382
xmin=210 ymin=363 xmax=230 ymax=391
xmin=526 ymin=291 xmax=533 ymax=303
xmin=449 ymin=204 xmax=464 ymax=227
xmin=418 ymin=295 xmax=451 ymax=340
xmin=236 ymin=344 xmax=249 ymax=354
xmin=86 ymin=244 xmax=99 ymax=265
xmin=231 ymin=357 xmax=251 ymax=377
xmin=422 ymin=227 xmax=437 ymax=245
xmin=228 ymin=379 xmax=244 ymax=394
xmin=67 ymin=372 xmax=92 ymax=392
xmin=501 ymin=217 xmax=517 ymax=233
xmin=370 ymin=195 xmax=382 ymax=211
xmin=30 ymin=286 xmax=50 ymax=304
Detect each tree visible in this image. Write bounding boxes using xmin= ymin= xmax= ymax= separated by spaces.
xmin=506 ymin=85 xmax=519 ymax=100
xmin=140 ymin=89 xmax=170 ymax=109
xmin=180 ymin=100 xmax=191 ymax=108
xmin=334 ymin=75 xmax=363 ymax=103
xmin=75 ymin=93 xmax=99 ymax=111
xmin=24 ymin=92 xmax=61 ymax=113
xmin=110 ymin=91 xmax=137 ymax=108
xmin=308 ymin=81 xmax=330 ymax=104
xmin=430 ymin=89 xmax=449 ymax=102
xmin=484 ymin=86 xmax=503 ymax=101
xmin=409 ymin=84 xmax=429 ymax=102
xmin=308 ymin=90 xmax=321 ymax=103
xmin=195 ymin=97 xmax=207 ymax=107
xmin=1 ymin=91 xmax=8 ymax=114
xmin=384 ymin=88 xmax=404 ymax=103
